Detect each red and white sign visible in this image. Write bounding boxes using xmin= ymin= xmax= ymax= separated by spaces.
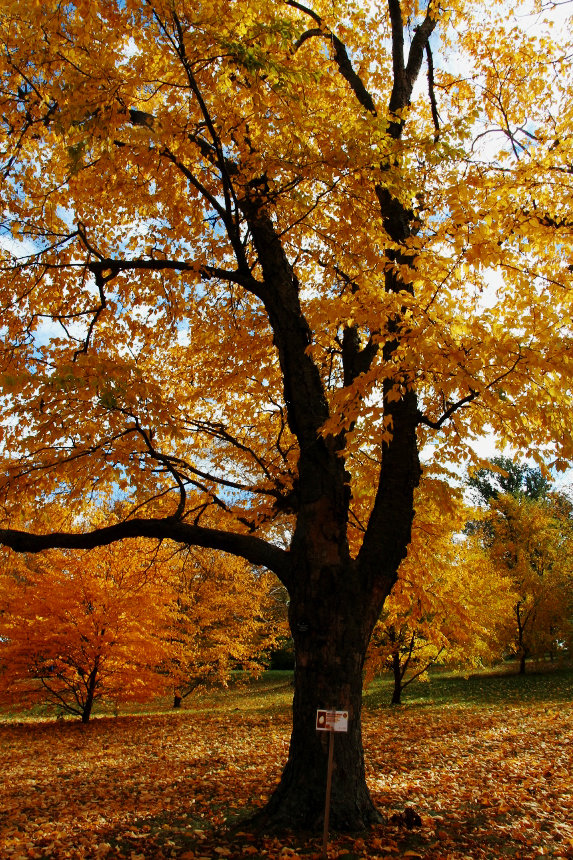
xmin=316 ymin=709 xmax=349 ymax=733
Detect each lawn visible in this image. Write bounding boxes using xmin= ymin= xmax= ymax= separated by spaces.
xmin=1 ymin=666 xmax=572 ymax=859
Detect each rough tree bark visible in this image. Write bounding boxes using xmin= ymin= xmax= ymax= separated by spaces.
xmin=258 ymin=385 xmax=421 ymax=828
xmin=265 ymin=604 xmax=381 ymax=830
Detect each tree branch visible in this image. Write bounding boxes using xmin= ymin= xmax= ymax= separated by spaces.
xmin=417 ymin=390 xmax=478 ymax=430
xmin=0 ymin=519 xmax=292 ymax=584
xmin=287 ymin=1 xmax=377 ymax=114
xmin=417 ymin=351 xmax=526 ymax=430
xmin=405 ymin=8 xmax=439 ymax=96
xmin=425 ymin=41 xmax=440 ymax=137
xmin=86 ymin=256 xmax=259 ymax=292
xmin=387 ymin=0 xmax=439 ymax=120
xmin=387 ymin=0 xmax=406 ymax=113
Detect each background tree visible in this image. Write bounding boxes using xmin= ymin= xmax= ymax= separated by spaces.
xmin=0 ymin=541 xmax=172 ymax=721
xmin=1 ymin=0 xmax=573 ymax=829
xmin=468 ymin=460 xmax=573 ymax=672
xmin=367 ymin=484 xmax=513 ymax=704
xmin=468 ymin=456 xmax=551 ymax=505
xmin=168 ymin=548 xmax=286 ymax=708
xmin=0 ymin=536 xmax=284 ymax=719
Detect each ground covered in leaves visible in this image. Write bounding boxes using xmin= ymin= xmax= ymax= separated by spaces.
xmin=2 ymin=671 xmax=573 ymax=859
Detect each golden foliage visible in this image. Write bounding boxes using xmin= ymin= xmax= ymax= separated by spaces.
xmin=0 ymin=0 xmax=572 ymax=536
xmin=2 ymin=0 xmax=573 ymax=825
xmin=366 ymin=482 xmax=515 ymax=696
xmin=0 ymin=541 xmax=173 ymax=720
xmin=167 ymin=547 xmax=287 ymax=701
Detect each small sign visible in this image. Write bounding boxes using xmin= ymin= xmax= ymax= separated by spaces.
xmin=316 ymin=709 xmax=349 ymax=733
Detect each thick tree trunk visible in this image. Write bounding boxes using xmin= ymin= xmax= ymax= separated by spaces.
xmin=262 ymin=648 xmax=379 ymax=829
xmin=519 ymin=652 xmax=527 ymax=675
xmin=255 ymin=368 xmax=419 ymax=831
xmin=259 ymin=561 xmax=384 ymax=831
xmin=173 ymin=693 xmax=182 ymax=709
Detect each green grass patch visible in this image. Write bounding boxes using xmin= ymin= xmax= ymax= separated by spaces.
xmin=182 ymin=670 xmax=295 ymax=716
xmin=363 ymin=661 xmax=573 ymax=709
xmin=0 ymin=670 xmax=295 ymax=722
xmin=3 ymin=663 xmax=573 ymax=723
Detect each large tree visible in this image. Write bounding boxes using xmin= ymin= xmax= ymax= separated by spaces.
xmin=1 ymin=0 xmax=573 ymax=830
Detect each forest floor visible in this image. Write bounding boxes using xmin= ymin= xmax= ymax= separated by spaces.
xmin=1 ymin=665 xmax=573 ymax=860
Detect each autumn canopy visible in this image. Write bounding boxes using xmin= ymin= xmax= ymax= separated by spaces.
xmin=1 ymin=0 xmax=572 ymax=831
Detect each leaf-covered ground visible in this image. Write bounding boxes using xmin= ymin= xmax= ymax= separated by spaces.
xmin=2 ymin=672 xmax=573 ymax=859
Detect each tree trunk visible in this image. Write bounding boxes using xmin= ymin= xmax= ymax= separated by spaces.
xmin=515 ymin=603 xmax=528 ymax=675
xmin=254 ymin=358 xmax=419 ymax=831
xmin=81 ymin=665 xmax=98 ymax=723
xmin=391 ymin=651 xmax=402 ymax=705
xmin=173 ymin=693 xmax=182 ymax=709
xmin=259 ymin=562 xmax=384 ymax=831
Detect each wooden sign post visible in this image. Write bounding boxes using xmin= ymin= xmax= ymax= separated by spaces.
xmin=316 ymin=710 xmax=349 ymax=859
